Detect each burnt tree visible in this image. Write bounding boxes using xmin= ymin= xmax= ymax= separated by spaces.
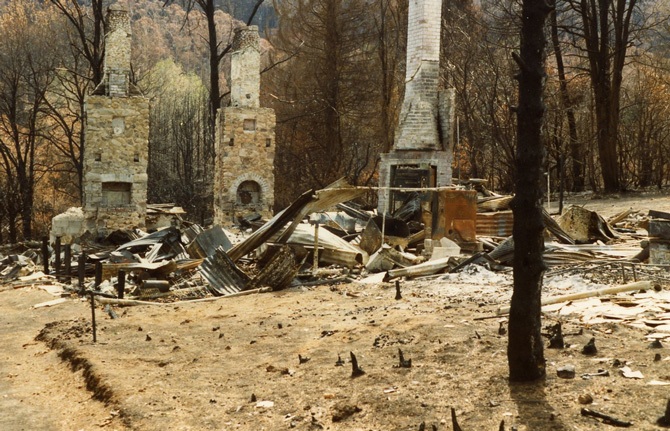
xmin=549 ymin=6 xmax=582 ymax=192
xmin=49 ymin=0 xmax=105 ymax=87
xmin=48 ymin=0 xmax=105 ymax=201
xmin=562 ymin=0 xmax=640 ymax=192
xmin=507 ymin=0 xmax=551 ymax=381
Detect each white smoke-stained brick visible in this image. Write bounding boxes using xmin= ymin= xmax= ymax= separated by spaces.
xmin=405 ymin=0 xmax=441 ymax=80
xmin=377 ymin=0 xmax=456 ymax=213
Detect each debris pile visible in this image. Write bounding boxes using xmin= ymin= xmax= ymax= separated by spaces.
xmin=1 ymin=184 xmax=670 ymax=319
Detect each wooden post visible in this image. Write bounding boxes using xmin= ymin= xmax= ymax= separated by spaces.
xmin=77 ymin=253 xmax=86 ymax=291
xmin=313 ymin=222 xmax=320 ymax=272
xmin=117 ymin=270 xmax=126 ymax=299
xmin=94 ymin=261 xmax=102 ymax=288
xmin=64 ymin=244 xmax=71 ymax=284
xmin=41 ymin=236 xmax=49 ymax=274
xmin=54 ymin=237 xmax=61 ymax=281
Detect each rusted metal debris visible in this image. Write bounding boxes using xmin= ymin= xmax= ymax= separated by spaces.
xmin=186 ymin=225 xmax=233 ymax=259
xmin=4 ymin=183 xmax=670 ymax=309
xmin=246 ymin=245 xmax=299 ymax=291
xmin=199 ymin=246 xmax=250 ymax=295
xmin=557 ymin=206 xmax=618 ymax=244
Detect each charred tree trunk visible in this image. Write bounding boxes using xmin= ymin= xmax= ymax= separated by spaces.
xmin=571 ymin=0 xmax=637 ymax=192
xmin=550 ymin=8 xmax=582 ymax=192
xmin=507 ymin=0 xmax=550 ymax=382
xmin=204 ymin=0 xmax=221 ymax=136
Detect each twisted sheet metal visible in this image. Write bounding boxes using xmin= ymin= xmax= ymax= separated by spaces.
xmin=199 ymin=246 xmax=250 ymax=295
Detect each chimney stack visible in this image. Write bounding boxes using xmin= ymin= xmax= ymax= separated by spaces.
xmin=104 ymin=3 xmax=132 ymax=97
xmin=230 ymin=26 xmax=261 ymax=108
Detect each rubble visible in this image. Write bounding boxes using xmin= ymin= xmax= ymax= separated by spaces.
xmin=3 ymin=184 xmax=670 ymax=333
xmin=557 ymin=206 xmax=618 ymax=243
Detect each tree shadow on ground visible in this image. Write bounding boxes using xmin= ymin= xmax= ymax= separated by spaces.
xmin=509 ymin=381 xmax=569 ymax=430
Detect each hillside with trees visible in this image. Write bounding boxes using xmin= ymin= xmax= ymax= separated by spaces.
xmin=0 ymin=0 xmax=669 ymax=242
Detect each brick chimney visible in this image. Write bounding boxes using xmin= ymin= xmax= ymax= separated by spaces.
xmin=377 ymin=0 xmax=456 ymax=214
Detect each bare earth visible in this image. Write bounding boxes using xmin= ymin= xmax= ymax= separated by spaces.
xmin=2 ymin=191 xmax=670 ymax=431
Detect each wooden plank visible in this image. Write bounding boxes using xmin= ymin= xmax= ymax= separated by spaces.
xmin=497 ymin=281 xmax=652 ymax=315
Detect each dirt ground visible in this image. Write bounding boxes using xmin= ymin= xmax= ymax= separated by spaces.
xmin=2 ymin=191 xmax=670 ymax=431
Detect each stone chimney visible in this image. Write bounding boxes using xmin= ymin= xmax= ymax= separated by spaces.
xmin=103 ymin=3 xmax=132 ymax=97
xmin=230 ymin=26 xmax=261 ymax=108
xmin=80 ymin=2 xmax=149 ymax=237
xmin=214 ymin=26 xmax=275 ymax=225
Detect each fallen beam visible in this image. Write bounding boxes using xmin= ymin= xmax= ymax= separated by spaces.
xmin=386 ymin=257 xmax=452 ymax=279
xmin=496 ymin=280 xmax=652 ymax=315
xmin=95 ymin=287 xmax=272 ymax=307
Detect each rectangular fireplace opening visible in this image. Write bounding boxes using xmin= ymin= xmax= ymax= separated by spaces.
xmin=390 ymin=165 xmax=436 ymax=214
xmin=101 ymin=182 xmax=132 ymax=207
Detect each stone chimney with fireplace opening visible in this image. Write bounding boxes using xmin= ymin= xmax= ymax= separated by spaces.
xmin=214 ymin=26 xmax=275 ymax=225
xmin=81 ymin=2 xmax=149 ymax=237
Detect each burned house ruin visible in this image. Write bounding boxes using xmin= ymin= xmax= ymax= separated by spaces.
xmin=214 ymin=26 xmax=276 ymax=225
xmin=83 ymin=4 xmax=149 ymax=233
xmin=51 ymin=3 xmax=149 ymax=242
xmin=378 ymin=0 xmax=456 ymax=215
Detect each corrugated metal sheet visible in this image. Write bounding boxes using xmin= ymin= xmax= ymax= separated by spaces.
xmin=115 ymin=226 xmax=188 ymax=261
xmin=247 ymin=245 xmax=298 ymax=291
xmin=477 ymin=211 xmax=514 ymax=237
xmin=227 ymin=189 xmax=314 ymax=261
xmin=228 ymin=179 xmax=365 ymax=262
xmin=271 ymin=223 xmax=367 ymax=267
xmin=543 ymin=251 xmax=595 ymax=266
xmin=186 ymin=225 xmax=233 ymax=259
xmin=199 ymin=246 xmax=250 ymax=295
xmin=181 ymin=224 xmax=204 ymax=245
